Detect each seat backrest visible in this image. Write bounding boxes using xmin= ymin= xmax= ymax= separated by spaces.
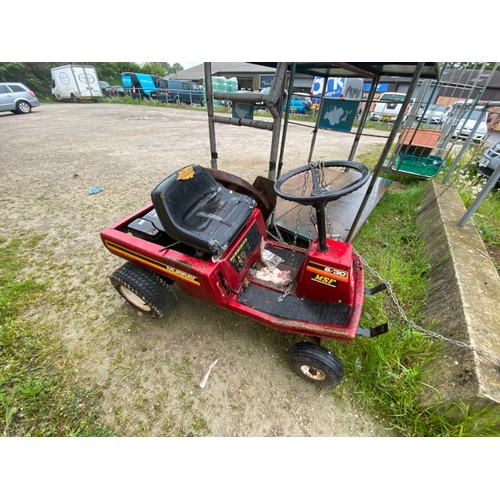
xmin=151 ymin=164 xmax=255 ymax=255
xmin=158 ymin=164 xmax=218 ymax=214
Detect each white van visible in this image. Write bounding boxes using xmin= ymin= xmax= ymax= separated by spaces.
xmin=51 ymin=64 xmax=102 ymax=102
xmin=369 ymin=92 xmax=414 ymax=122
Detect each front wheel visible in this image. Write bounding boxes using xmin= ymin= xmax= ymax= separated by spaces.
xmin=288 ymin=342 xmax=344 ymax=387
xmin=110 ymin=261 xmax=176 ymax=318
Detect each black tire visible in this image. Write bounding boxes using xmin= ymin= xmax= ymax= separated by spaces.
xmin=288 ymin=342 xmax=344 ymax=387
xmin=15 ymin=100 xmax=32 ymax=114
xmin=110 ymin=261 xmax=176 ymax=318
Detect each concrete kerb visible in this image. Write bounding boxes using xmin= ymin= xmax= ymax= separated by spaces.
xmin=416 ymin=180 xmax=500 ymax=412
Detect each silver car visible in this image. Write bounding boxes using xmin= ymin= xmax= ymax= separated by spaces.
xmin=0 ymin=82 xmax=40 ymax=114
xmin=416 ymin=104 xmax=448 ymax=124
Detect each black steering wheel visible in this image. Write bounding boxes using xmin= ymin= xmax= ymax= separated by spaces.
xmin=274 ymin=160 xmax=370 ymax=207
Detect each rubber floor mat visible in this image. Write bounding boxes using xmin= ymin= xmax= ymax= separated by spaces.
xmin=237 ymin=283 xmax=351 ymax=326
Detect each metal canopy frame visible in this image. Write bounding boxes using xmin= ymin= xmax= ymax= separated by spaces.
xmin=255 ymin=62 xmax=440 ymax=80
xmin=204 ymin=61 xmax=440 ymax=242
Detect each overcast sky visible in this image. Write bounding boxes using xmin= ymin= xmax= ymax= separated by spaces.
xmin=178 ymin=62 xmax=202 ymax=69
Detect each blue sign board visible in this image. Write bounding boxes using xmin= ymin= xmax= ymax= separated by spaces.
xmin=232 ymin=102 xmax=254 ymax=120
xmin=259 ymin=74 xmax=274 ymax=89
xmin=318 ymin=100 xmax=358 ymax=133
xmin=363 ymin=82 xmax=389 ymax=93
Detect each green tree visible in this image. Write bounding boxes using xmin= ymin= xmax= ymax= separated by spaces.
xmin=0 ymin=62 xmax=26 ymax=80
xmin=140 ymin=62 xmax=167 ymax=77
xmin=0 ymin=62 xmax=59 ymax=97
xmin=159 ymin=62 xmax=184 ymax=75
xmin=91 ymin=62 xmax=141 ymax=85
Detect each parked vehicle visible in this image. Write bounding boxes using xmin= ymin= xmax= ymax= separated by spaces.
xmin=416 ymin=103 xmax=448 ymax=124
xmin=51 ymin=64 xmax=102 ymax=102
xmin=98 ymin=80 xmax=124 ymax=97
xmin=0 ymin=82 xmax=40 ymax=114
xmin=369 ymin=92 xmax=414 ymax=122
xmin=101 ymin=161 xmax=388 ymax=388
xmin=121 ymin=72 xmax=160 ymax=100
xmin=156 ymin=78 xmax=204 ymax=105
xmin=477 ymin=141 xmax=500 ymax=186
xmin=448 ymin=104 xmax=489 ymax=143
xmin=99 ymin=80 xmax=109 ymax=93
xmin=285 ymin=93 xmax=312 ymax=114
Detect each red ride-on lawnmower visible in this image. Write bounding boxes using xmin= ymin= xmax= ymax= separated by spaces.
xmin=101 ymin=161 xmax=388 ymax=387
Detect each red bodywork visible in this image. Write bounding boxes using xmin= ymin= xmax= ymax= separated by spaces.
xmin=101 ymin=203 xmax=365 ymax=342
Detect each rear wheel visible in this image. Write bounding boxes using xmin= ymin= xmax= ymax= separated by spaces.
xmin=288 ymin=342 xmax=344 ymax=387
xmin=15 ymin=100 xmax=32 ymax=114
xmin=110 ymin=261 xmax=176 ymax=318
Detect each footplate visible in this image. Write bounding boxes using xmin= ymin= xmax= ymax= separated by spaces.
xmin=364 ymin=282 xmax=388 ymax=295
xmin=357 ymin=323 xmax=389 ymax=338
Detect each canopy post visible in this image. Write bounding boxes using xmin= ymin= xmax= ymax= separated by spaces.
xmin=345 ymin=62 xmax=425 ymax=243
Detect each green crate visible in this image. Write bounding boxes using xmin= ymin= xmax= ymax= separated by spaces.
xmin=394 ymin=152 xmax=444 ymax=178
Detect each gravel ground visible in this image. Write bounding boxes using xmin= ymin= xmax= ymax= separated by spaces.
xmin=1 ymin=102 xmax=394 ymax=436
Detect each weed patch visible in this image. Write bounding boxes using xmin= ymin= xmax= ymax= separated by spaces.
xmin=0 ymin=238 xmax=111 ymax=436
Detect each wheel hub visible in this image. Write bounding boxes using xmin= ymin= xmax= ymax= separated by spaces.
xmin=299 ymin=364 xmax=326 ymax=381
xmin=119 ymin=285 xmax=152 ymax=312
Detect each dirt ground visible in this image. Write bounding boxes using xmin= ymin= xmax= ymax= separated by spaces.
xmin=1 ymin=102 xmax=394 ymax=436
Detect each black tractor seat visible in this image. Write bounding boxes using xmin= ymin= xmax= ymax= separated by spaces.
xmin=151 ymin=164 xmax=256 ymax=256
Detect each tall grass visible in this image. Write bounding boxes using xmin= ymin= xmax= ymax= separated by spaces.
xmin=327 ymin=175 xmax=499 ymax=436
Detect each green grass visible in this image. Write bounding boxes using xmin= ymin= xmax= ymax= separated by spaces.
xmin=326 ymin=166 xmax=500 ymax=436
xmin=101 ymin=95 xmax=207 ymax=111
xmin=0 ymin=237 xmax=112 ymax=436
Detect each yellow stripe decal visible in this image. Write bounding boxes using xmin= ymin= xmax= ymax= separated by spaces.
xmin=105 ymin=240 xmax=201 ymax=286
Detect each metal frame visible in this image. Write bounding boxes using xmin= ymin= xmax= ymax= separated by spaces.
xmin=203 ymin=61 xmax=440 ymax=239
xmin=382 ymin=62 xmax=499 ymax=227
